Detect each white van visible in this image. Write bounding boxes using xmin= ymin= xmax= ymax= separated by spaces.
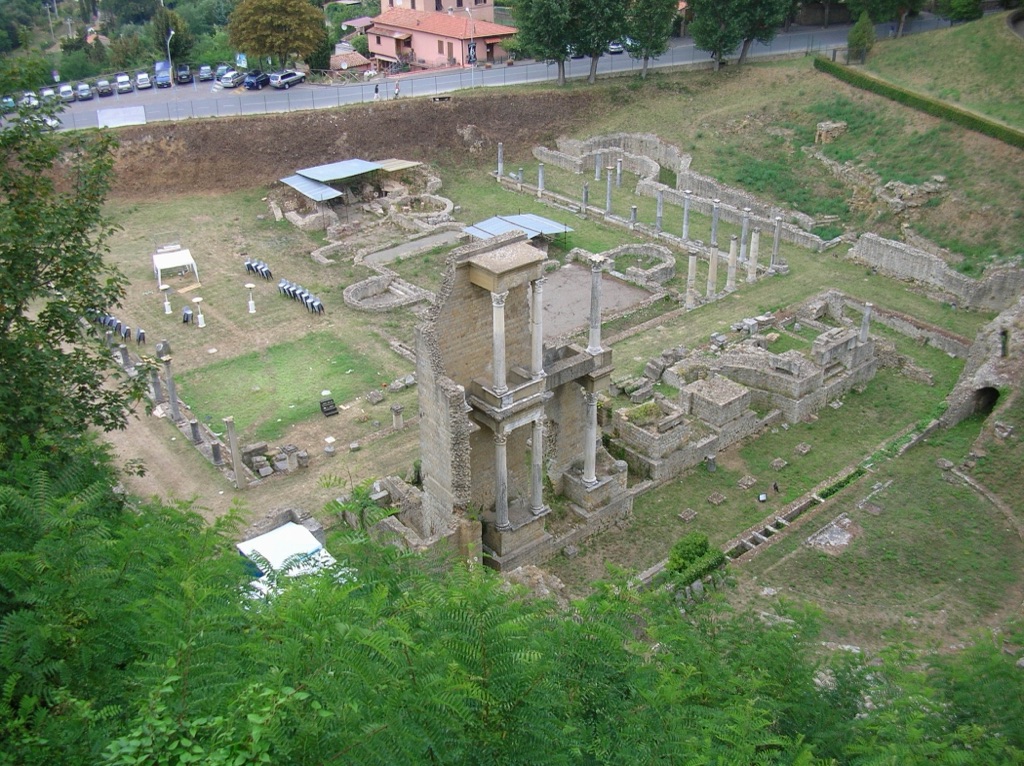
xmin=115 ymin=73 xmax=133 ymax=93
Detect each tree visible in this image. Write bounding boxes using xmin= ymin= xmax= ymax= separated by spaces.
xmin=689 ymin=0 xmax=746 ymax=70
xmin=0 ymin=108 xmax=146 ymax=444
xmin=938 ymin=0 xmax=984 ymax=22
xmin=847 ymin=10 xmax=876 ymax=62
xmin=514 ymin=0 xmax=572 ymax=85
xmin=848 ymin=0 xmax=925 ymax=37
xmin=623 ymin=0 xmax=678 ymax=78
xmin=229 ymin=0 xmax=326 ymax=68
xmin=570 ymin=0 xmax=629 ymax=84
xmin=736 ymin=0 xmax=791 ymax=65
xmin=151 ymin=7 xmax=195 ymax=63
xmin=100 ymin=0 xmax=159 ymax=26
xmin=304 ymin=26 xmax=332 ymax=72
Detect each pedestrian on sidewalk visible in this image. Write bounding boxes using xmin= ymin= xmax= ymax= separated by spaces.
xmin=374 ymin=83 xmax=379 ymax=101
xmin=394 ymin=81 xmax=400 ymax=99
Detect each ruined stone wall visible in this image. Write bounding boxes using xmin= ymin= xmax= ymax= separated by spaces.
xmin=543 ymin=383 xmax=587 ymax=495
xmin=850 ymin=233 xmax=1024 ymax=311
xmin=843 ymin=299 xmax=971 ymax=358
xmin=614 ymin=412 xmax=691 ymax=460
xmin=468 ymin=425 xmax=532 ymax=513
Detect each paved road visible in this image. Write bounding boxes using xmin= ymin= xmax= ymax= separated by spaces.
xmin=55 ymin=14 xmax=953 ymax=131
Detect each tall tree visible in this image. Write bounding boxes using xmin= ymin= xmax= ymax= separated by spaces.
xmin=512 ymin=0 xmax=572 ymax=85
xmin=100 ymin=0 xmax=160 ymax=26
xmin=848 ymin=0 xmax=925 ymax=37
xmin=847 ymin=10 xmax=876 ymax=62
xmin=571 ymin=0 xmax=629 ymax=84
xmin=151 ymin=6 xmax=195 ymax=63
xmin=736 ymin=0 xmax=791 ymax=65
xmin=229 ymin=0 xmax=327 ymax=68
xmin=689 ymin=0 xmax=745 ymax=70
xmin=938 ymin=0 xmax=984 ymax=22
xmin=623 ymin=0 xmax=678 ymax=78
xmin=0 ymin=109 xmax=146 ymax=444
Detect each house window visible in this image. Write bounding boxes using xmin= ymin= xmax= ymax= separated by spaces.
xmin=376 ymin=35 xmax=381 ymax=44
xmin=456 ymin=0 xmax=463 ymax=6
xmin=438 ymin=40 xmax=444 ymax=55
xmin=435 ymin=0 xmax=443 ymax=8
xmin=411 ymin=0 xmax=415 ymax=7
xmin=447 ymin=41 xmax=454 ymax=60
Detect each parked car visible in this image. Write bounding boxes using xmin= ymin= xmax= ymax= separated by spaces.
xmin=76 ymin=82 xmax=94 ymax=100
xmin=95 ymin=79 xmax=113 ymax=97
xmin=220 ymin=69 xmax=246 ymax=88
xmin=154 ymin=69 xmax=172 ymax=88
xmin=607 ymin=40 xmax=624 ymax=54
xmin=40 ymin=86 xmax=57 ymax=102
xmin=19 ymin=91 xmax=39 ymax=108
xmin=197 ymin=64 xmax=214 ymax=81
xmin=215 ymin=64 xmax=230 ymax=81
xmin=135 ymin=71 xmax=152 ymax=89
xmin=58 ymin=83 xmax=76 ymax=103
xmin=243 ymin=70 xmax=270 ymax=90
xmin=115 ymin=73 xmax=133 ymax=93
xmin=269 ymin=70 xmax=305 ymax=89
xmin=176 ymin=63 xmax=193 ymax=84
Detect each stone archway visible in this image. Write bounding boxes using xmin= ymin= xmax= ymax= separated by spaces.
xmin=973 ymin=386 xmax=1000 ymax=416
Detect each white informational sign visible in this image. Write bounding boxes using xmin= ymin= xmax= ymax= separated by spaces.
xmin=235 ymin=53 xmax=248 ymax=69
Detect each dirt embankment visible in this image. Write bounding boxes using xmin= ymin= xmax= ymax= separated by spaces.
xmin=109 ymin=90 xmax=604 ymax=197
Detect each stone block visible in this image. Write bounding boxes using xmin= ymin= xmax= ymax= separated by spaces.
xmin=258 ymin=466 xmax=274 ymax=478
xmin=738 ymin=475 xmax=758 ymax=490
xmin=350 ymin=442 xmax=361 ymax=452
xmin=388 ymin=380 xmax=406 ymax=393
xmin=794 ymin=442 xmax=812 ymax=455
xmin=297 ymin=450 xmax=310 ymax=468
xmin=771 ymin=458 xmax=788 ymax=471
xmin=366 ymin=389 xmax=385 ymax=405
xmin=678 ymin=508 xmax=697 ymax=522
xmin=707 ymin=492 xmax=726 ymax=506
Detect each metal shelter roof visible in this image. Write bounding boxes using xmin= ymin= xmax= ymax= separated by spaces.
xmin=296 ymin=158 xmax=383 ymax=183
xmin=463 ymin=213 xmax=573 ymax=241
xmin=376 ymin=158 xmax=422 ymax=172
xmin=280 ymin=174 xmax=344 ymax=202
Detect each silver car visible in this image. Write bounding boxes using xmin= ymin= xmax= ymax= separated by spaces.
xmin=220 ymin=70 xmax=246 ymax=88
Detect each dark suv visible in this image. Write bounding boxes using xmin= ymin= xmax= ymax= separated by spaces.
xmin=243 ymin=70 xmax=270 ymax=90
xmin=176 ymin=64 xmax=193 ymax=84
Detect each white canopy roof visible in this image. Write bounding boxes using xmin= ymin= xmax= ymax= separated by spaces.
xmin=236 ymin=522 xmax=332 ymax=574
xmin=152 ymin=246 xmax=199 ymax=289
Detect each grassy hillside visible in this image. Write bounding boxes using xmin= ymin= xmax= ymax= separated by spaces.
xmin=865 ymin=11 xmax=1024 ymax=129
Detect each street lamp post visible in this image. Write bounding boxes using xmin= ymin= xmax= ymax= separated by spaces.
xmin=166 ymin=29 xmax=175 ymax=83
xmin=465 ymin=7 xmax=475 ymax=89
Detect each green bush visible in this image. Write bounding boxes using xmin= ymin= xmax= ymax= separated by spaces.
xmin=678 ymin=549 xmax=727 ymax=586
xmin=813 ymin=56 xmax=1024 ymax=150
xmin=668 ymin=532 xmax=711 ymax=574
xmin=847 ymin=11 xmax=876 ymax=63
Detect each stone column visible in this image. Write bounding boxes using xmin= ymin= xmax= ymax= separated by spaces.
xmin=537 ymin=163 xmax=544 ymax=195
xmin=391 ymin=404 xmax=405 ymax=430
xmin=497 ymin=142 xmax=503 ymax=178
xmin=682 ymin=189 xmax=692 ymax=241
xmin=747 ymin=228 xmax=760 ymax=283
xmin=494 ymin=431 xmax=510 ymax=530
xmin=517 ymin=167 xmax=524 ymax=184
xmin=655 ymin=190 xmax=664 ymax=233
xmin=772 ymin=216 xmax=782 ymax=267
xmin=615 ymin=158 xmax=622 ymax=187
xmin=605 ymin=167 xmax=613 ymax=214
xmin=223 ymin=416 xmax=245 ymax=490
xmin=531 ymin=277 xmax=546 ymax=378
xmin=581 ymin=183 xmax=589 ymax=216
xmin=118 ymin=344 xmax=131 ymax=368
xmin=104 ymin=330 xmax=113 ymax=348
xmin=530 ymin=417 xmax=546 ymax=516
xmin=211 ymin=442 xmax=223 ymax=466
xmin=150 ymin=367 xmax=164 ymax=403
xmin=739 ymin=207 xmax=751 ymax=263
xmin=686 ymin=251 xmax=697 ymax=310
xmin=711 ymin=199 xmax=721 ymax=245
xmin=189 ymin=419 xmax=202 ymax=444
xmin=594 ymin=153 xmax=602 ymax=181
xmin=491 ymin=291 xmax=509 ymax=395
xmin=860 ymin=302 xmax=873 ymax=343
xmin=629 ymin=205 xmax=637 ymax=225
xmin=726 ymin=235 xmax=738 ymax=292
xmin=587 ymin=257 xmax=604 ymax=355
xmin=163 ymin=356 xmax=182 ymax=422
xmin=583 ymin=391 xmax=599 ymax=487
xmin=707 ymin=243 xmax=719 ymax=297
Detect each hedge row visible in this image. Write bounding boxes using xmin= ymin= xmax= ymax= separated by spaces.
xmin=818 ymin=466 xmax=867 ymax=500
xmin=812 ymin=56 xmax=1024 ymax=150
xmin=677 ymin=548 xmax=727 ymax=587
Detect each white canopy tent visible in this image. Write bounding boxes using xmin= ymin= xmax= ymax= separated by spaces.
xmin=152 ymin=246 xmax=200 ymax=290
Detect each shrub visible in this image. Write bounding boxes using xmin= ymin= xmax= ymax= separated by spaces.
xmin=668 ymin=532 xmax=711 ymax=574
xmin=847 ymin=11 xmax=876 ymax=63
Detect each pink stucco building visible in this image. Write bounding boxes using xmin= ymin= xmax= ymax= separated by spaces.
xmin=368 ymin=7 xmax=517 ymax=70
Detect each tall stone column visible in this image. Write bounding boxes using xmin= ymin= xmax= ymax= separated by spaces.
xmin=772 ymin=216 xmax=782 ymax=267
xmin=615 ymin=158 xmax=622 ymax=187
xmin=150 ymin=367 xmax=164 ymax=403
xmin=726 ymin=235 xmax=739 ymax=292
xmin=530 ymin=417 xmax=546 ymax=515
xmin=223 ymin=415 xmax=245 ymax=490
xmin=537 ymin=163 xmax=544 ymax=195
xmin=747 ymin=228 xmax=760 ymax=283
xmin=531 ymin=278 xmax=546 ymax=378
xmin=707 ymin=243 xmax=719 ymax=298
xmin=605 ymin=167 xmax=613 ymax=214
xmin=739 ymin=207 xmax=751 ymax=263
xmin=711 ymin=199 xmax=721 ymax=246
xmin=491 ymin=291 xmax=509 ymax=395
xmin=583 ymin=391 xmax=599 ymax=487
xmin=581 ymin=183 xmax=589 ymax=217
xmin=494 ymin=431 xmax=510 ymax=530
xmin=497 ymin=142 xmax=503 ymax=178
xmin=594 ymin=153 xmax=602 ymax=181
xmin=682 ymin=189 xmax=692 ymax=241
xmin=587 ymin=257 xmax=604 ymax=355
xmin=391 ymin=404 xmax=405 ymax=430
xmin=686 ymin=251 xmax=697 ymax=310
xmin=163 ymin=356 xmax=182 ymax=422
xmin=860 ymin=302 xmax=873 ymax=343
xmin=629 ymin=206 xmax=637 ymax=226
xmin=655 ymin=190 xmax=664 ymax=233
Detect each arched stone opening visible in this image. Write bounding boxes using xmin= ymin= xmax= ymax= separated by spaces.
xmin=973 ymin=387 xmax=1000 ymax=416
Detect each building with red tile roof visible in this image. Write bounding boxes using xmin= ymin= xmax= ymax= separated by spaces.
xmin=368 ymin=7 xmax=517 ymax=70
